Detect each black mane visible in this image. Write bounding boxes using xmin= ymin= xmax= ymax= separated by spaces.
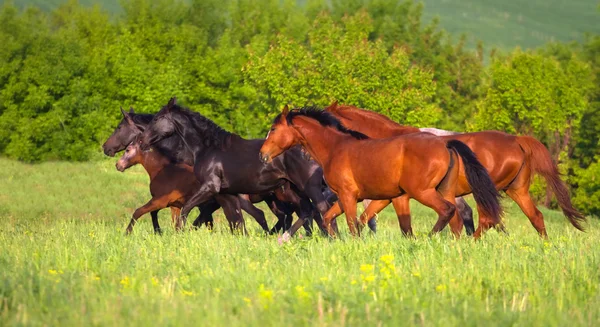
xmin=129 ymin=113 xmax=154 ymax=125
xmin=166 ymin=103 xmax=234 ymax=149
xmin=129 ymin=112 xmax=192 ymax=165
xmin=281 ymin=106 xmax=369 ymax=140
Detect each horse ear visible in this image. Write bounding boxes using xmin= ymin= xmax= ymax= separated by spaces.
xmin=164 ymin=97 xmax=177 ymax=112
xmin=121 ymin=107 xmax=136 ymax=127
xmin=282 ymin=104 xmax=289 ymax=116
xmin=129 ymin=106 xmax=135 ymax=114
xmin=326 ymin=100 xmax=338 ymax=111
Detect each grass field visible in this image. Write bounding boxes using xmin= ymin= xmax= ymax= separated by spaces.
xmin=0 ymin=157 xmax=599 ymax=326
xmin=421 ymin=0 xmax=600 ymax=49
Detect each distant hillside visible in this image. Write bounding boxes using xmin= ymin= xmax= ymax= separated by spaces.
xmin=10 ymin=0 xmax=600 ymax=50
xmin=421 ymin=0 xmax=600 ymax=49
xmin=13 ymin=0 xmax=122 ymax=13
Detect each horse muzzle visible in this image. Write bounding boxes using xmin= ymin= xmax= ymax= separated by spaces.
xmin=115 ymin=161 xmax=126 ymax=172
xmin=102 ymin=144 xmax=116 ymax=157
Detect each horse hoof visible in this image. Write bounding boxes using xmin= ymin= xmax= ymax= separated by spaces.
xmin=277 ymin=232 xmax=292 ymax=245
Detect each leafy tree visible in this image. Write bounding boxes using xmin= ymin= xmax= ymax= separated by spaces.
xmin=244 ymin=11 xmax=439 ymax=131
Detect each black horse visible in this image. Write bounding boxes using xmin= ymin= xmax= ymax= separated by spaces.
xmin=103 ymin=107 xmax=316 ymax=234
xmin=139 ymin=97 xmax=375 ymax=238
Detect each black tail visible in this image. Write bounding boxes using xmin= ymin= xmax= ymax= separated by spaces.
xmin=446 ymin=140 xmax=503 ymax=225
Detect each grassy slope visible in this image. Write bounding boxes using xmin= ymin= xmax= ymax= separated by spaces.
xmin=11 ymin=0 xmax=600 ymax=50
xmin=421 ymin=0 xmax=600 ymax=49
xmin=0 ymin=157 xmax=598 ymax=326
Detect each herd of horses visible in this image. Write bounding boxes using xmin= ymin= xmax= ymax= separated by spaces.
xmin=102 ymin=97 xmax=587 ymax=240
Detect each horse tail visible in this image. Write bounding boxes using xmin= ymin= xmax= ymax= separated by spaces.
xmin=516 ymin=136 xmax=586 ymax=231
xmin=446 ymin=140 xmax=503 ymax=224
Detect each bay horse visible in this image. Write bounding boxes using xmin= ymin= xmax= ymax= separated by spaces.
xmin=324 ymin=102 xmax=587 ymax=237
xmin=138 ymin=98 xmax=347 ymax=239
xmin=259 ymin=106 xmax=503 ymax=238
xmin=102 ymin=107 xmax=309 ymax=234
xmin=116 ymin=139 xmax=274 ymax=234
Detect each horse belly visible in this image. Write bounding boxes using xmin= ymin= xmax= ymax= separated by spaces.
xmin=352 ymin=160 xmax=404 ymax=200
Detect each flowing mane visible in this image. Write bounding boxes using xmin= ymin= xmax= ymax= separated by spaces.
xmin=280 ymin=106 xmax=369 ymax=140
xmin=166 ymin=103 xmax=234 ymax=149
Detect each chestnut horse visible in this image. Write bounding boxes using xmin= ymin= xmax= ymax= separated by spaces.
xmin=259 ymin=106 xmax=503 ymax=238
xmin=325 ymin=102 xmax=587 ymax=237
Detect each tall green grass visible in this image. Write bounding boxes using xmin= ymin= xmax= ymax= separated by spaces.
xmin=0 ymin=157 xmax=598 ymax=326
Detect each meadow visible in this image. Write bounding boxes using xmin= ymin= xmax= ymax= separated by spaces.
xmin=0 ymin=157 xmax=599 ymax=326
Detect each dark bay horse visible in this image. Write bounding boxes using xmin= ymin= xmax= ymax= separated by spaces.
xmin=138 ymin=98 xmax=343 ymax=239
xmin=259 ymin=106 xmax=503 ymax=238
xmin=325 ymin=102 xmax=587 ymax=237
xmin=116 ymin=140 xmax=273 ymax=234
xmin=102 ymin=107 xmax=303 ymax=234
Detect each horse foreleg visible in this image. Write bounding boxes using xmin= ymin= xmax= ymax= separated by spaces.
xmin=359 ymin=199 xmax=391 ymax=232
xmin=337 ymin=193 xmax=359 ymax=237
xmin=151 ymin=210 xmax=162 ymax=234
xmin=126 ymin=197 xmax=169 ymax=235
xmin=321 ymin=201 xmax=343 ymax=237
xmin=192 ymin=201 xmax=219 ymax=230
xmin=180 ymin=184 xmax=220 ymax=231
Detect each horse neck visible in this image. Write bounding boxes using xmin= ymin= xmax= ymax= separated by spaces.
xmin=139 ymin=149 xmax=170 ymax=180
xmin=292 ymin=117 xmax=347 ymax=167
xmin=154 ymin=135 xmax=194 ymax=166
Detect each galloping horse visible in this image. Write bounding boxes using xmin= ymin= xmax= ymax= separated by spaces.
xmin=325 ymin=102 xmax=587 ymax=237
xmin=139 ymin=98 xmax=348 ymax=238
xmin=116 ymin=139 xmax=274 ymax=234
xmin=259 ymin=106 xmax=503 ymax=238
xmin=103 ymin=107 xmax=307 ymax=234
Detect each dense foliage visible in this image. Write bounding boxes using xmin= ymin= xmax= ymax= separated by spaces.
xmin=0 ymin=0 xmax=598 ymax=216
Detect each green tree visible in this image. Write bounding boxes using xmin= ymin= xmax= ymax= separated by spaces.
xmin=244 ymin=11 xmax=439 ymax=133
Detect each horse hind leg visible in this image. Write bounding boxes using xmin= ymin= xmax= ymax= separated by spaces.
xmin=411 ymin=189 xmax=457 ymax=236
xmin=390 ymin=196 xmax=413 ymax=237
xmin=238 ymin=196 xmax=270 ymax=233
xmin=456 ymin=197 xmax=475 ymax=235
xmin=505 ymin=186 xmax=548 ymax=238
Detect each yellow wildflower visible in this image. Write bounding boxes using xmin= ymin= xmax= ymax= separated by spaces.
xmin=435 ymin=284 xmax=447 ymax=293
xmin=120 ymin=276 xmax=131 ymax=288
xmin=379 ymin=254 xmax=394 ymax=265
xmin=181 ymin=290 xmax=194 ymax=296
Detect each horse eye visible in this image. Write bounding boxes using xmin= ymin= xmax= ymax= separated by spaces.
xmin=271 ymin=128 xmax=276 ymax=132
